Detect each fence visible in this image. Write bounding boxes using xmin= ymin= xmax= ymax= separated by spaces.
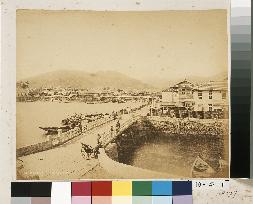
xmin=101 ymin=116 xmax=140 ymax=147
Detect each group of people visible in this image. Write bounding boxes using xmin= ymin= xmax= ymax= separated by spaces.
xmin=81 ymin=120 xmax=121 ymax=160
xmin=61 ymin=113 xmax=83 ymax=129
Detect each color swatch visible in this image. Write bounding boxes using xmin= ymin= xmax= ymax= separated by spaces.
xmin=152 ymin=181 xmax=172 ymax=196
xmin=112 ymin=181 xmax=132 ymax=196
xmin=51 ymin=182 xmax=71 ymax=204
xmin=172 ymin=181 xmax=192 ymax=196
xmin=11 ymin=181 xmax=193 ymax=204
xmin=132 ymin=181 xmax=152 ymax=196
xmin=11 ymin=182 xmax=52 ymax=204
xmin=92 ymin=181 xmax=112 ymax=196
xmin=71 ymin=182 xmax=91 ymax=204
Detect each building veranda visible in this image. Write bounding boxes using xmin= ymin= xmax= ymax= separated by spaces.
xmin=151 ymin=80 xmax=228 ymax=119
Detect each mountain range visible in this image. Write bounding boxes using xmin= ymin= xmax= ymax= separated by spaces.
xmin=17 ymin=70 xmax=154 ymax=91
xmin=17 ymin=70 xmax=228 ymax=91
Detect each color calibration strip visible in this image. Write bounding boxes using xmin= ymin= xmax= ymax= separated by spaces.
xmin=11 ymin=181 xmax=192 ymax=204
xmin=230 ymin=0 xmax=251 ymax=178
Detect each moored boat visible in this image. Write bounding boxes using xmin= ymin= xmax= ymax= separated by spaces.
xmin=191 ymin=156 xmax=216 ymax=178
xmin=39 ymin=126 xmax=70 ymax=135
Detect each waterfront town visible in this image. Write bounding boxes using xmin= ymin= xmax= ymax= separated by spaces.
xmin=17 ymin=79 xmax=228 ymax=119
xmin=16 ymin=9 xmax=229 ymax=180
xmin=16 ymin=78 xmax=229 ymax=179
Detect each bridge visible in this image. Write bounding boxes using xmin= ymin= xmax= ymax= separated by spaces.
xmin=97 ymin=114 xmax=182 ymax=179
xmin=17 ymin=105 xmax=150 ymax=179
xmin=100 ymin=115 xmax=141 ymax=147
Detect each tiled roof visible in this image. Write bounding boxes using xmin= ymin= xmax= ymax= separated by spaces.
xmin=196 ymin=81 xmax=228 ymax=91
xmin=163 ymin=80 xmax=227 ymax=92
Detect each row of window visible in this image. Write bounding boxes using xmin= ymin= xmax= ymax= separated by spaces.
xmin=179 ymin=89 xmax=227 ymax=100
xmin=197 ymin=91 xmax=226 ymax=100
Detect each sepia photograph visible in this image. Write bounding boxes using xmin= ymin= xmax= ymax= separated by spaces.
xmin=16 ymin=10 xmax=229 ymax=179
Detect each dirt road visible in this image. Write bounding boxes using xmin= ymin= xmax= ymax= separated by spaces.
xmin=17 ymin=107 xmax=149 ymax=180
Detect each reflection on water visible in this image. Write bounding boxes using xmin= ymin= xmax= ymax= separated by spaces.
xmin=17 ymin=101 xmax=142 ymax=148
xmin=129 ymin=135 xmax=223 ymax=177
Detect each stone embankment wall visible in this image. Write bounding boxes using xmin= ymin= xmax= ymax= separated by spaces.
xmin=99 ymin=148 xmax=178 ymax=179
xmin=147 ymin=116 xmax=228 ymax=136
xmin=101 ymin=117 xmax=227 ymax=177
xmin=17 ymin=117 xmax=115 ymax=157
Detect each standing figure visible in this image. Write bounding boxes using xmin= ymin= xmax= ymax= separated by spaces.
xmin=93 ymin=133 xmax=102 ymax=159
xmin=97 ymin=133 xmax=102 ymax=146
xmin=116 ymin=120 xmax=120 ymax=133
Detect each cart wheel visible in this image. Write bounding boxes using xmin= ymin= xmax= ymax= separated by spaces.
xmin=81 ymin=149 xmax=88 ymax=159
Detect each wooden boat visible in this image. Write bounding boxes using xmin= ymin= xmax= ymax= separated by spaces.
xmin=39 ymin=126 xmax=71 ymax=135
xmin=191 ymin=156 xmax=216 ymax=178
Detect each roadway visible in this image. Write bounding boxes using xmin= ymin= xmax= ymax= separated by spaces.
xmin=17 ymin=106 xmax=149 ymax=180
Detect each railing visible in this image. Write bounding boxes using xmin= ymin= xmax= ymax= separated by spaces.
xmin=17 ymin=127 xmax=82 ymax=157
xmin=16 ymin=117 xmax=115 ymax=157
xmin=102 ymin=116 xmax=140 ymax=147
xmin=17 ymin=103 xmax=148 ymax=157
xmin=85 ymin=117 xmax=115 ymax=131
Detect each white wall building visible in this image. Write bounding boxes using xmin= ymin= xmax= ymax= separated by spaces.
xmin=161 ymin=80 xmax=228 ymax=117
xmin=193 ymin=81 xmax=228 ymax=112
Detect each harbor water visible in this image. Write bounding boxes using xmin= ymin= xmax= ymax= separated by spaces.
xmin=130 ymin=136 xmax=223 ymax=177
xmin=17 ymin=101 xmax=143 ymax=148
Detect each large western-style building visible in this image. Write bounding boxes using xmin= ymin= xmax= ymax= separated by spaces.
xmin=160 ymin=80 xmax=228 ymax=119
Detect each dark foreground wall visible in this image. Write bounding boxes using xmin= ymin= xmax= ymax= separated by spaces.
xmin=105 ymin=117 xmax=228 ymax=177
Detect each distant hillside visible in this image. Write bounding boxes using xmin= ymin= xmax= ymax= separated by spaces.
xmin=144 ymin=72 xmax=228 ymax=89
xmin=17 ymin=70 xmax=154 ymax=91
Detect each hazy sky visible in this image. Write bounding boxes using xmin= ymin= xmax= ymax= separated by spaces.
xmin=17 ymin=10 xmax=228 ymax=81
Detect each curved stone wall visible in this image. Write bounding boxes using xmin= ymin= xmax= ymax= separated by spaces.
xmin=101 ymin=117 xmax=228 ymax=178
xmin=98 ymin=148 xmax=180 ymax=179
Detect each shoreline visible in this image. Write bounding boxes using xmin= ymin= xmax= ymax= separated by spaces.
xmin=16 ymin=101 xmax=146 ymax=148
xmin=17 ymin=114 xmax=229 ymax=179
